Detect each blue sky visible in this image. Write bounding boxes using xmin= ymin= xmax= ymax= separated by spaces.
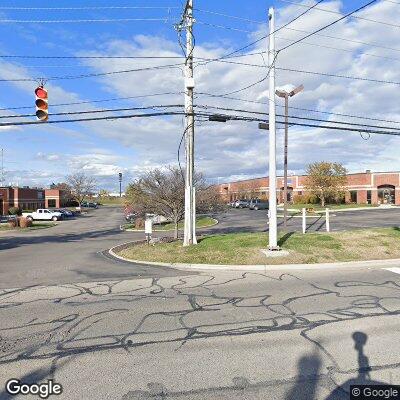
xmin=0 ymin=0 xmax=399 ymax=191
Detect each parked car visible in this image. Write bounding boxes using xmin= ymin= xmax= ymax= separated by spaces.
xmin=235 ymin=199 xmax=249 ymax=208
xmin=53 ymin=208 xmax=75 ymax=218
xmin=125 ymin=212 xmax=137 ymax=222
xmin=81 ymin=202 xmax=98 ymax=208
xmin=249 ymin=199 xmax=269 ymax=210
xmin=23 ymin=209 xmax=63 ymax=221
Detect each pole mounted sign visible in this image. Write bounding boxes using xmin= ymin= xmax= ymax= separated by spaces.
xmin=35 ymin=86 xmax=48 ymax=121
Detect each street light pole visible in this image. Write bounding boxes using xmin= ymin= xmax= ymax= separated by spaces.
xmin=276 ymin=84 xmax=304 ymax=228
xmin=268 ymin=7 xmax=278 ymax=251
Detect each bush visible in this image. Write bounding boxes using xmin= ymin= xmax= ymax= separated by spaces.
xmin=135 ymin=218 xmax=145 ymax=229
xmin=293 ymin=194 xmax=319 ymax=205
xmin=8 ymin=219 xmax=18 ymax=228
xmin=18 ymin=217 xmax=32 ymax=228
xmin=8 ymin=206 xmax=22 ymax=216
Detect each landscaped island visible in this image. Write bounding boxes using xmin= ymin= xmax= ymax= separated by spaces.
xmin=117 ymin=227 xmax=400 ymax=265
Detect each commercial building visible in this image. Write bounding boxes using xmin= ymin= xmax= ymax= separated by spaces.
xmin=216 ymin=170 xmax=400 ymax=206
xmin=0 ymin=187 xmax=68 ymax=215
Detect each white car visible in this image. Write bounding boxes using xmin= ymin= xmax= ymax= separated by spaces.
xmin=23 ymin=209 xmax=63 ymax=222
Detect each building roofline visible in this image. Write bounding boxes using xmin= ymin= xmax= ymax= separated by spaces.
xmin=217 ymin=170 xmax=400 ymax=186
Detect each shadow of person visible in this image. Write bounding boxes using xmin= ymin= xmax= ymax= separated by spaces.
xmin=285 ymin=351 xmax=322 ymax=400
xmin=325 ymin=331 xmax=389 ymax=400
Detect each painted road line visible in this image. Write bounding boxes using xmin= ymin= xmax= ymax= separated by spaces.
xmin=384 ymin=267 xmax=400 ymax=275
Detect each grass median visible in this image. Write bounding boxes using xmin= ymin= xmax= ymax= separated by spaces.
xmin=0 ymin=222 xmax=57 ymax=232
xmin=117 ymin=227 xmax=400 ymax=265
xmin=125 ymin=216 xmax=217 ymax=231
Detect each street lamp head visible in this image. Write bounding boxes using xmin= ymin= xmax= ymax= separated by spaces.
xmin=289 ymin=84 xmax=304 ymax=97
xmin=275 ymin=89 xmax=287 ymax=98
xmin=276 ymin=84 xmax=304 ymax=98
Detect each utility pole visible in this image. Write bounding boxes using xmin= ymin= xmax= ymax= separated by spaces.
xmin=0 ymin=148 xmax=4 ymax=186
xmin=276 ymin=84 xmax=303 ymax=228
xmin=183 ymin=0 xmax=197 ymax=246
xmin=268 ymin=7 xmax=278 ymax=251
xmin=118 ymin=172 xmax=122 ymax=198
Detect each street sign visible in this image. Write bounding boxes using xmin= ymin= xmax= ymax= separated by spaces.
xmin=145 ymin=219 xmax=152 ymax=235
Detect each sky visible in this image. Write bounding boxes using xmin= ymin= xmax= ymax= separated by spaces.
xmin=0 ymin=0 xmax=400 ymax=192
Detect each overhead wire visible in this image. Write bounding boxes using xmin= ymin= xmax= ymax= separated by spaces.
xmin=279 ymin=0 xmax=378 ymax=52
xmin=196 ymin=92 xmax=400 ymax=125
xmin=279 ymin=0 xmax=400 ymax=29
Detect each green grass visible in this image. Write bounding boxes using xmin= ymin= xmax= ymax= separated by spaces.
xmin=97 ymin=197 xmax=124 ymax=206
xmin=0 ymin=222 xmax=56 ymax=232
xmin=125 ymin=216 xmax=217 ymax=231
xmin=118 ymin=227 xmax=400 ymax=265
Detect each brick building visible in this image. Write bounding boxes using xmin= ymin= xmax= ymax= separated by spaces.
xmin=0 ymin=187 xmax=68 ymax=215
xmin=216 ymin=170 xmax=400 ymax=206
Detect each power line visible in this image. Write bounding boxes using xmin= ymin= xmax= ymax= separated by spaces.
xmin=276 ymin=66 xmax=400 ymax=86
xmin=194 ymin=8 xmax=264 ymax=24
xmin=194 ymin=56 xmax=400 ymax=87
xmin=0 ymin=92 xmax=183 ymax=112
xmin=0 ymin=111 xmax=185 ymax=127
xmin=0 ymin=105 xmax=184 ymax=119
xmin=282 ymin=26 xmax=400 ymax=54
xmin=0 ymin=18 xmax=172 ymax=24
xmin=199 ymin=111 xmax=400 ymax=136
xmin=0 ymin=63 xmax=184 ymax=82
xmin=197 ymin=91 xmax=400 ymax=125
xmin=0 ymin=6 xmax=180 ymax=11
xmin=279 ymin=0 xmax=377 ymax=52
xmin=279 ymin=0 xmax=400 ymax=29
xmin=196 ymin=0 xmax=325 ymax=66
xmin=0 ymin=55 xmax=184 ymax=60
xmin=195 ymin=104 xmax=400 ymax=131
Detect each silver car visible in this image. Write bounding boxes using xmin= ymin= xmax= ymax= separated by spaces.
xmin=249 ymin=199 xmax=269 ymax=210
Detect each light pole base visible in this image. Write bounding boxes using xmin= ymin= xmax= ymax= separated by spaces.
xmin=261 ymin=248 xmax=290 ymax=258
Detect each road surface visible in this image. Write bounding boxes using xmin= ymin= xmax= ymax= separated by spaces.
xmin=1 ymin=206 xmax=399 ymax=399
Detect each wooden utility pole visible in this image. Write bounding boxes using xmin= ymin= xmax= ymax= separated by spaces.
xmin=183 ymin=0 xmax=197 ymax=246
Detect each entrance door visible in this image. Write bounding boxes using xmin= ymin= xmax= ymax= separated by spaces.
xmin=377 ymin=185 xmax=395 ymax=204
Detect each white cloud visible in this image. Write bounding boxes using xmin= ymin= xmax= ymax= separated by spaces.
xmin=2 ymin=1 xmax=400 ymax=188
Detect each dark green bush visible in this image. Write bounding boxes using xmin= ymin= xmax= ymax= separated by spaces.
xmin=8 ymin=207 xmax=22 ymax=216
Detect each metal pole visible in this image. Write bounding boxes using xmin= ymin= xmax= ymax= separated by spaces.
xmin=183 ymin=0 xmax=197 ymax=246
xmin=302 ymin=207 xmax=306 ymax=234
xmin=326 ymin=208 xmax=330 ymax=232
xmin=283 ymin=94 xmax=288 ymax=228
xmin=268 ymin=7 xmax=278 ymax=250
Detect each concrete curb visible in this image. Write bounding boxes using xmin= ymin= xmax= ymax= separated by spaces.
xmin=124 ymin=217 xmax=219 ymax=233
xmin=108 ymin=241 xmax=400 ymax=272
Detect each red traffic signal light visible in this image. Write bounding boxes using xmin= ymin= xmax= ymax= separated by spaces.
xmin=35 ymin=86 xmax=48 ymax=121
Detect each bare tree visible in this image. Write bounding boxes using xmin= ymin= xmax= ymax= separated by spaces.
xmin=305 ymin=162 xmax=347 ymax=207
xmin=66 ymin=172 xmax=97 ymax=207
xmin=125 ymin=166 xmax=221 ymax=239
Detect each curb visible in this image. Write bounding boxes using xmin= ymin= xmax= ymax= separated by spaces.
xmin=108 ymin=241 xmax=400 ymax=272
xmin=124 ymin=217 xmax=219 ymax=232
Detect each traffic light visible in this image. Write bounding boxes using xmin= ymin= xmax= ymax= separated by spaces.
xmin=35 ymin=86 xmax=48 ymax=121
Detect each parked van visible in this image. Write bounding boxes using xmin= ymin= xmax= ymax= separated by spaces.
xmin=249 ymin=199 xmax=269 ymax=210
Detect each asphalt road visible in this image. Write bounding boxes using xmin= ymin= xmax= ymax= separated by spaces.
xmin=0 ymin=207 xmax=183 ymax=289
xmin=0 ymin=206 xmax=400 ymax=399
xmin=1 ymin=206 xmax=400 ymax=289
xmin=0 ymin=266 xmax=399 ymax=399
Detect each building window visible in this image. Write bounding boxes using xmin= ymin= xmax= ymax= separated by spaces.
xmin=367 ymin=190 xmax=372 ymax=204
xmin=350 ymin=190 xmax=357 ymax=203
xmin=48 ymin=199 xmax=56 ymax=208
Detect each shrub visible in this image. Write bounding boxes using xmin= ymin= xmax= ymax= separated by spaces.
xmin=8 ymin=219 xmax=18 ymax=228
xmin=293 ymin=194 xmax=319 ymax=205
xmin=18 ymin=217 xmax=32 ymax=228
xmin=8 ymin=207 xmax=22 ymax=216
xmin=135 ymin=218 xmax=145 ymax=229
